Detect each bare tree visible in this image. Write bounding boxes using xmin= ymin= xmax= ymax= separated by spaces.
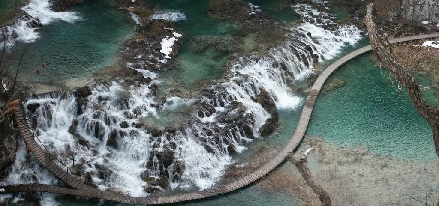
xmin=364 ymin=3 xmax=439 ymax=158
xmin=0 ymin=41 xmax=27 ymax=124
xmin=288 ymin=148 xmax=332 ymax=206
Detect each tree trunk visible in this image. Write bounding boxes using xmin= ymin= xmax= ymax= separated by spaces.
xmin=288 ymin=149 xmax=332 ymax=206
xmin=364 ymin=3 xmax=439 ymax=158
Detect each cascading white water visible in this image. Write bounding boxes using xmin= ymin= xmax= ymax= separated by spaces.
xmin=150 ymin=10 xmax=187 ymax=22
xmin=0 ymin=139 xmax=59 ymax=205
xmin=0 ymin=0 xmax=80 ymax=48
xmin=2 ymin=1 xmax=364 ymax=203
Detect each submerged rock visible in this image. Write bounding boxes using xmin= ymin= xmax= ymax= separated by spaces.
xmin=321 ymin=78 xmax=347 ymax=93
xmin=191 ymin=35 xmax=243 ymax=53
xmin=208 ymin=0 xmax=286 ymax=49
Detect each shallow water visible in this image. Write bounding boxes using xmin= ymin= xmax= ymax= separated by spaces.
xmin=146 ymin=0 xmax=237 ymax=87
xmin=5 ymin=0 xmax=430 ymax=205
xmin=307 ymin=53 xmax=436 ymax=160
xmin=11 ymin=0 xmax=133 ymax=83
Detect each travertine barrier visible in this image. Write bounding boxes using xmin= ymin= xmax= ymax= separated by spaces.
xmin=1 ymin=33 xmax=438 ymax=204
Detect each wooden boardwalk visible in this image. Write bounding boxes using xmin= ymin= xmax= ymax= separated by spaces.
xmin=1 ymin=33 xmax=438 ymax=204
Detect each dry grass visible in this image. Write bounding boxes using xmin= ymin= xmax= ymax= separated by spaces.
xmin=391 ymin=39 xmax=439 ymax=99
xmin=393 ymin=40 xmax=439 ymax=80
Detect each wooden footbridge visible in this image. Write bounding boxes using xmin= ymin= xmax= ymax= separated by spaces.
xmin=1 ymin=33 xmax=438 ymax=204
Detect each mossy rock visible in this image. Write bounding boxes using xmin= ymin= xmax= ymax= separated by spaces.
xmin=322 ymin=78 xmax=347 ymax=93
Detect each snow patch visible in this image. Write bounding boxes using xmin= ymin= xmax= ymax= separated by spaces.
xmin=160 ymin=32 xmax=182 ymax=59
xmin=421 ymin=21 xmax=429 ymax=25
xmin=173 ymin=32 xmax=182 ymax=38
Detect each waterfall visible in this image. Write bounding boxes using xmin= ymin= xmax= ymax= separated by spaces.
xmin=0 ymin=0 xmax=80 ymax=48
xmin=3 ymin=1 xmax=363 ymax=202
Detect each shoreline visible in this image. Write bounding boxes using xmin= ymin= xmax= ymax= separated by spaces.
xmin=0 ymin=0 xmax=29 ymax=27
xmin=257 ymin=137 xmax=439 ymax=205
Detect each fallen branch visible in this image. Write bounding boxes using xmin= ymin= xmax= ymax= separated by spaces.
xmin=288 ymin=148 xmax=332 ymax=206
xmin=364 ymin=3 xmax=439 ymax=158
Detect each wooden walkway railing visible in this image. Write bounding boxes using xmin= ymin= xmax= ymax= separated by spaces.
xmin=0 ymin=33 xmax=438 ymax=204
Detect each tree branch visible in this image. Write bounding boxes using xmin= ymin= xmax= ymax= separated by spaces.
xmin=288 ymin=148 xmax=332 ymax=206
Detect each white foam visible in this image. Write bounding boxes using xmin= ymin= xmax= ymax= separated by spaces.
xmin=248 ymin=3 xmax=261 ymax=15
xmin=296 ymin=23 xmax=362 ymax=60
xmin=150 ymin=10 xmax=186 ymax=22
xmin=22 ymin=0 xmax=80 ymax=25
xmin=2 ymin=139 xmax=59 ymax=191
xmin=135 ymin=69 xmax=158 ymax=79
xmin=130 ymin=12 xmax=141 ymax=25
xmin=1 ymin=0 xmax=80 ymax=47
xmin=177 ymin=135 xmax=231 ymax=189
xmin=40 ymin=193 xmax=59 ymax=206
xmin=163 ymin=97 xmax=194 ymax=111
xmin=10 ymin=20 xmax=40 ymax=43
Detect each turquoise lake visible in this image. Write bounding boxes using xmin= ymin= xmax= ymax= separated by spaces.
xmin=2 ymin=0 xmax=438 ymax=205
xmin=12 ymin=0 xmax=133 ymax=83
xmin=307 ymin=53 xmax=435 ymax=161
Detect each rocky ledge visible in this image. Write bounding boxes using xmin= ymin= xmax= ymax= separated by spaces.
xmin=208 ymin=0 xmax=288 ymax=50
xmin=50 ymin=0 xmax=84 ymax=12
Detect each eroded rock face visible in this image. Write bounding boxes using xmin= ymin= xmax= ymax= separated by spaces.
xmin=50 ymin=0 xmax=84 ymax=12
xmin=256 ymin=89 xmax=279 ymax=137
xmin=325 ymin=0 xmax=438 ymax=37
xmin=120 ymin=20 xmax=183 ymax=72
xmin=401 ymin=0 xmax=439 ymax=22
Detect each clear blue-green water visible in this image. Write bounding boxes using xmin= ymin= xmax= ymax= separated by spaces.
xmin=244 ymin=0 xmax=300 ymax=25
xmin=5 ymin=0 xmax=439 ymax=204
xmin=147 ymin=0 xmax=237 ymax=86
xmin=13 ymin=0 xmax=133 ymax=83
xmin=307 ymin=53 xmax=435 ymax=161
xmin=146 ymin=0 xmax=299 ymax=87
